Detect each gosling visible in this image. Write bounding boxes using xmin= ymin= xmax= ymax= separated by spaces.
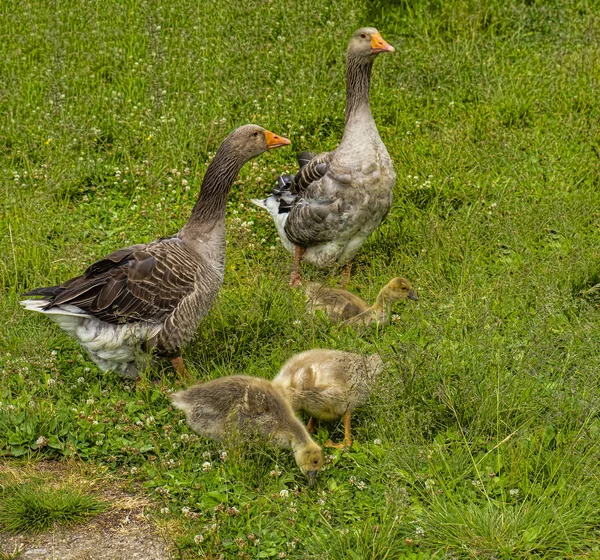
xmin=305 ymin=277 xmax=418 ymax=327
xmin=272 ymin=349 xmax=384 ymax=448
xmin=171 ymin=375 xmax=324 ymax=484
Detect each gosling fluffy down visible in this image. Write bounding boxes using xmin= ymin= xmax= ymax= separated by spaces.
xmin=305 ymin=277 xmax=418 ymax=327
xmin=272 ymin=349 xmax=384 ymax=448
xmin=171 ymin=375 xmax=323 ymax=484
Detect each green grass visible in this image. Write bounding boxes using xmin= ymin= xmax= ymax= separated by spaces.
xmin=2 ymin=0 xmax=600 ymax=557
xmin=0 ymin=483 xmax=106 ymax=534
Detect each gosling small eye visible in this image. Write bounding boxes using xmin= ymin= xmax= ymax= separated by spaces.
xmin=253 ymin=131 xmax=259 ymax=137
xmin=313 ymin=459 xmax=318 ymax=464
xmin=361 ymin=33 xmax=367 ymax=39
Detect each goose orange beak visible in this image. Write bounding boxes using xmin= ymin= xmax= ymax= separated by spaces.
xmin=264 ymin=130 xmax=291 ymax=149
xmin=371 ymin=32 xmax=395 ymax=54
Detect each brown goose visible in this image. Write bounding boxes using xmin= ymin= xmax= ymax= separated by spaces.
xmin=252 ymin=27 xmax=396 ymax=286
xmin=21 ymin=125 xmax=290 ymax=379
xmin=172 ymin=375 xmax=324 ymax=485
xmin=305 ymin=277 xmax=418 ymax=327
xmin=272 ymin=349 xmax=384 ymax=448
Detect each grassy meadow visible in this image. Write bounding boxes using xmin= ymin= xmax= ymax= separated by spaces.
xmin=2 ymin=0 xmax=600 ymax=557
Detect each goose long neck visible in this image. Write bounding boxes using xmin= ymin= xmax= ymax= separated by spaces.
xmin=345 ymin=53 xmax=375 ymax=125
xmin=181 ymin=142 xmax=244 ymax=237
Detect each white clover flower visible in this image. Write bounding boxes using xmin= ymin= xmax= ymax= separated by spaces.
xmin=145 ymin=416 xmax=155 ymax=425
xmin=270 ymin=466 xmax=282 ymax=477
xmin=130 ymin=467 xmax=138 ymax=474
xmin=415 ymin=526 xmax=425 ymax=538
xmin=36 ymin=436 xmax=48 ymax=447
xmin=509 ymin=488 xmax=519 ymax=497
xmin=77 ymin=377 xmax=85 ymax=384
xmin=279 ymin=489 xmax=290 ymax=498
xmin=51 ymin=350 xmax=58 ymax=356
xmin=202 ymin=451 xmax=211 ymax=460
xmin=373 ymin=438 xmax=382 ymax=445
xmin=47 ymin=378 xmax=56 ymax=386
xmin=86 ymin=398 xmax=95 ymax=405
xmin=194 ymin=534 xmax=204 ymax=544
xmin=160 ymin=507 xmax=170 ymax=514
xmin=356 ymin=481 xmax=367 ymax=491
xmin=181 ymin=507 xmax=191 ymax=515
xmin=219 ymin=451 xmax=228 ymax=462
xmin=202 ymin=461 xmax=212 ymax=472
xmin=180 ymin=433 xmax=190 ymax=442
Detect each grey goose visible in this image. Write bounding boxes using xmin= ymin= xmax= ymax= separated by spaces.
xmin=253 ymin=28 xmax=396 ymax=286
xmin=21 ymin=125 xmax=290 ymax=379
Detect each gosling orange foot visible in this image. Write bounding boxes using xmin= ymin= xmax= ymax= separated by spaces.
xmin=325 ymin=440 xmax=349 ymax=449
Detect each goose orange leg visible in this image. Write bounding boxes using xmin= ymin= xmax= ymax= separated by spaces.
xmin=340 ymin=262 xmax=352 ymax=287
xmin=171 ymin=356 xmax=192 ymax=382
xmin=325 ymin=410 xmax=352 ymax=449
xmin=289 ymin=245 xmax=306 ymax=288
xmin=306 ymin=416 xmax=318 ymax=434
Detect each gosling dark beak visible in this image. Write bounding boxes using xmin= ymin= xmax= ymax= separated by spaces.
xmin=371 ymin=32 xmax=395 ymax=54
xmin=306 ymin=470 xmax=318 ymax=487
xmin=264 ymin=130 xmax=291 ymax=150
xmin=408 ymin=289 xmax=419 ymax=301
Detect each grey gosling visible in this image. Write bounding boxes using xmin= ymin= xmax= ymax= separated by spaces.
xmin=171 ymin=375 xmax=324 ymax=485
xmin=21 ymin=125 xmax=290 ymax=379
xmin=305 ymin=277 xmax=418 ymax=327
xmin=252 ymin=28 xmax=396 ymax=287
xmin=272 ymin=349 xmax=385 ymax=448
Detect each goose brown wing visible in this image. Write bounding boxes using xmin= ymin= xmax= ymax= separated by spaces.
xmin=35 ymin=238 xmax=199 ymax=324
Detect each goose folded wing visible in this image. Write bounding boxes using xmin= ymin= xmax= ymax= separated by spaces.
xmin=46 ymin=239 xmax=198 ymax=324
xmin=284 ymin=193 xmax=353 ymax=247
xmin=290 ymin=152 xmax=330 ymax=195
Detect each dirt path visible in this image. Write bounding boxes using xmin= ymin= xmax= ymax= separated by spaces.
xmin=0 ymin=461 xmax=175 ymax=560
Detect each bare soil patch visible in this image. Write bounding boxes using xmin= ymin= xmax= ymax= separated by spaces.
xmin=0 ymin=461 xmax=175 ymax=560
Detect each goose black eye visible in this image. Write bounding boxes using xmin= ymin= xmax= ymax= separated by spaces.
xmin=361 ymin=33 xmax=367 ymax=39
